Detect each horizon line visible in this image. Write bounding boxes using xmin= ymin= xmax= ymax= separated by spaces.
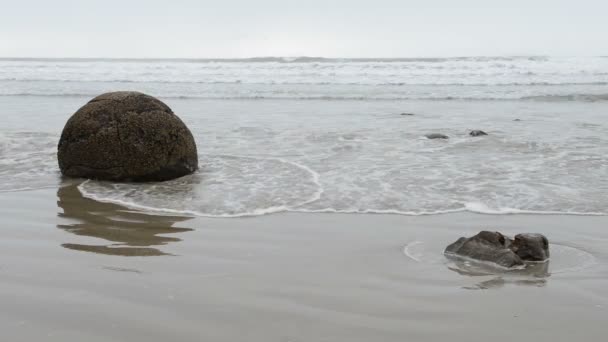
xmin=1 ymin=55 xmax=603 ymax=63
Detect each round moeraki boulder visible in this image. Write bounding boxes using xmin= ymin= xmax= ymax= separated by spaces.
xmin=58 ymin=91 xmax=198 ymax=182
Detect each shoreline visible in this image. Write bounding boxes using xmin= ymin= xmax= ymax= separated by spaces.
xmin=8 ymin=181 xmax=607 ymax=219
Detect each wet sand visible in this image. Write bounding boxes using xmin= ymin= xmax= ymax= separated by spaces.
xmin=1 ymin=185 xmax=607 ymax=342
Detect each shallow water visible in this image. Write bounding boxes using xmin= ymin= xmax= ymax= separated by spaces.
xmin=1 ymin=58 xmax=607 ymax=215
xmin=1 ymin=95 xmax=607 ymax=216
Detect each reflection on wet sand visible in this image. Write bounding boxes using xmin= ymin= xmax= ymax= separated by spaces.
xmin=462 ymin=277 xmax=548 ymax=290
xmin=57 ymin=184 xmax=193 ymax=256
xmin=446 ymin=257 xmax=551 ymax=290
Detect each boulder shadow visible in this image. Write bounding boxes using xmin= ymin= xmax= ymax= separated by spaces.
xmin=57 ymin=184 xmax=193 ymax=256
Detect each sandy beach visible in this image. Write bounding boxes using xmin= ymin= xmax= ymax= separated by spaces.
xmin=1 ymin=185 xmax=606 ymax=341
xmin=3 ymin=2 xmax=608 ymax=340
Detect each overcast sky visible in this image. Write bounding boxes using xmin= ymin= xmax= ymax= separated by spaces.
xmin=0 ymin=0 xmax=606 ymax=58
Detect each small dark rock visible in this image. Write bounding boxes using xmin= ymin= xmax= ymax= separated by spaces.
xmin=513 ymin=119 xmax=522 ymax=122
xmin=444 ymin=231 xmax=550 ymax=268
xmin=425 ymin=133 xmax=449 ymax=139
xmin=469 ymin=130 xmax=488 ymax=137
xmin=400 ymin=113 xmax=415 ymax=116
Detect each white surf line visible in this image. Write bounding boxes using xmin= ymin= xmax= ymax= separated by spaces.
xmin=207 ymin=153 xmax=325 ymax=209
xmin=463 ymin=202 xmax=608 ymax=216
xmin=0 ymin=184 xmax=61 ymax=193
xmin=273 ymin=157 xmax=325 ymax=208
xmin=293 ymin=207 xmax=466 ymax=216
xmin=402 ymin=241 xmax=423 ymax=262
xmin=78 ymin=178 xmax=608 ymax=218
xmin=79 ymin=179 xmax=294 ymax=218
xmin=78 ymin=154 xmax=325 ymax=218
xmin=77 ymin=154 xmax=608 ymax=218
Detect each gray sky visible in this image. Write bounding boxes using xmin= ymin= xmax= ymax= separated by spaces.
xmin=0 ymin=0 xmax=606 ymax=58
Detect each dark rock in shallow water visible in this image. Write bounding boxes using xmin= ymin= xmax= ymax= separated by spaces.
xmin=511 ymin=233 xmax=550 ymax=261
xmin=445 ymin=231 xmax=523 ymax=268
xmin=425 ymin=133 xmax=449 ymax=139
xmin=444 ymin=231 xmax=550 ymax=268
xmin=58 ymin=91 xmax=198 ymax=182
xmin=400 ymin=112 xmax=415 ymax=116
xmin=513 ymin=119 xmax=522 ymax=122
xmin=469 ymin=130 xmax=488 ymax=137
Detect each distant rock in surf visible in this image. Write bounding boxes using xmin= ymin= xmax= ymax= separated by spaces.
xmin=400 ymin=112 xmax=415 ymax=116
xmin=425 ymin=133 xmax=449 ymax=139
xmin=469 ymin=130 xmax=488 ymax=137
xmin=444 ymin=231 xmax=549 ymax=268
xmin=58 ymin=91 xmax=198 ymax=182
xmin=513 ymin=119 xmax=522 ymax=121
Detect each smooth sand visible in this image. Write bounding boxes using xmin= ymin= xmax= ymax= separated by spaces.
xmin=0 ymin=185 xmax=607 ymax=342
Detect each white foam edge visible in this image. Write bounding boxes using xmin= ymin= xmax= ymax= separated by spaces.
xmin=78 ymin=180 xmax=292 ymax=218
xmin=76 ymin=185 xmax=608 ymax=219
xmin=402 ymin=241 xmax=424 ymax=262
xmin=205 ymin=153 xmax=324 ymax=208
xmin=74 ymin=153 xmax=607 ymax=218
xmin=77 ymin=154 xmax=325 ymax=218
xmin=0 ymin=185 xmax=60 ymax=193
xmin=293 ymin=207 xmax=466 ymax=216
xmin=463 ymin=202 xmax=607 ymax=216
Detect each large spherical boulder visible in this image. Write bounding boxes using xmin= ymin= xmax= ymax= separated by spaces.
xmin=58 ymin=91 xmax=198 ymax=182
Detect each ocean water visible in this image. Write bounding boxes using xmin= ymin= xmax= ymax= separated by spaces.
xmin=1 ymin=57 xmax=607 ymax=216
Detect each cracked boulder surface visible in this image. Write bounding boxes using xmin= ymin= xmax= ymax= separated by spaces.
xmin=58 ymin=91 xmax=198 ymax=182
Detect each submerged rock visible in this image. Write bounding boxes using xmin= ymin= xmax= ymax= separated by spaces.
xmin=58 ymin=91 xmax=198 ymax=182
xmin=400 ymin=112 xmax=415 ymax=116
xmin=469 ymin=130 xmax=488 ymax=137
xmin=444 ymin=231 xmax=549 ymax=268
xmin=425 ymin=133 xmax=449 ymax=139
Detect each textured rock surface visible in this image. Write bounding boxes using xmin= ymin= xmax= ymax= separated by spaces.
xmin=511 ymin=233 xmax=550 ymax=261
xmin=444 ymin=231 xmax=550 ymax=268
xmin=58 ymin=91 xmax=198 ymax=182
xmin=445 ymin=231 xmax=523 ymax=268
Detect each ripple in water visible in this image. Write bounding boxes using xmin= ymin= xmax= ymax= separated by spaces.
xmin=0 ymin=132 xmax=61 ymax=192
xmin=78 ymin=154 xmax=324 ymax=217
xmin=403 ymin=239 xmax=597 ymax=289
